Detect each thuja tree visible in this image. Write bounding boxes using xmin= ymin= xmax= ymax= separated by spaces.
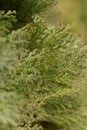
xmin=0 ymin=1 xmax=87 ymax=130
xmin=7 ymin=17 xmax=87 ymax=130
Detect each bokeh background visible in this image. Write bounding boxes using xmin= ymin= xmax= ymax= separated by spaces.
xmin=48 ymin=0 xmax=87 ymax=38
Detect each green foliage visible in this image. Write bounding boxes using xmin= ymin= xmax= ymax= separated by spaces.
xmin=0 ymin=11 xmax=17 ymax=86
xmin=6 ymin=17 xmax=87 ymax=129
xmin=0 ymin=0 xmax=55 ymax=21
xmin=0 ymin=11 xmax=22 ymax=130
xmin=0 ymin=1 xmax=87 ymax=130
xmin=9 ymin=17 xmax=86 ymax=81
xmin=0 ymin=91 xmax=22 ymax=130
xmin=0 ymin=10 xmax=16 ymax=36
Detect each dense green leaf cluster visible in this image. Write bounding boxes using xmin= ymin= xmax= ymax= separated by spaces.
xmin=7 ymin=17 xmax=87 ymax=130
xmin=0 ymin=1 xmax=87 ymax=130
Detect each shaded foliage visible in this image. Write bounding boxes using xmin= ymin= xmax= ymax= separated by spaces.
xmin=0 ymin=0 xmax=55 ymax=22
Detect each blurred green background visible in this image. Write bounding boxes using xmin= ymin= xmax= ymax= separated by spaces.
xmin=48 ymin=0 xmax=87 ymax=38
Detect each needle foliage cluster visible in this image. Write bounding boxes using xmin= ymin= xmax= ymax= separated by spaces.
xmin=0 ymin=0 xmax=87 ymax=130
